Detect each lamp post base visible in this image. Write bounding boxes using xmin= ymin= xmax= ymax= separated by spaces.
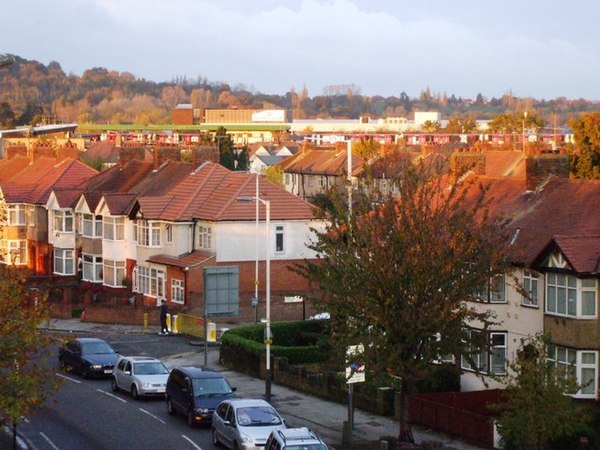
xmin=265 ymin=369 xmax=272 ymax=403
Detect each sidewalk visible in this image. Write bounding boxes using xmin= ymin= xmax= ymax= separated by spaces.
xmin=43 ymin=319 xmax=485 ymax=450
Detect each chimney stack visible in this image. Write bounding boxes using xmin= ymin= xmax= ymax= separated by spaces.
xmin=525 ymin=151 xmax=570 ymax=191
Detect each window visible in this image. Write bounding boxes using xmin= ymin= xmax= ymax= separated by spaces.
xmin=135 ymin=265 xmax=165 ymax=298
xmin=0 ymin=240 xmax=27 ymax=265
xmin=82 ymin=253 xmax=103 ymax=282
xmin=198 ymin=226 xmax=212 ymax=250
xmin=137 ymin=221 xmax=161 ymax=247
xmin=546 ymin=273 xmax=597 ymax=318
xmin=81 ymin=214 xmax=102 ymax=238
xmin=103 ymin=216 xmax=125 ymax=241
xmin=171 ymin=279 xmax=184 ymax=304
xmin=522 ymin=269 xmax=540 ymax=307
xmin=476 ymin=273 xmax=507 ymax=303
xmin=166 ymin=224 xmax=173 ymax=244
xmin=54 ymin=248 xmax=75 ymax=275
xmin=53 ymin=210 xmax=74 ymax=233
xmin=7 ymin=205 xmax=26 ymax=225
xmin=103 ymin=259 xmax=125 ymax=287
xmin=461 ymin=329 xmax=507 ymax=375
xmin=548 ymin=345 xmax=598 ymax=399
xmin=275 ymin=225 xmax=284 ymax=253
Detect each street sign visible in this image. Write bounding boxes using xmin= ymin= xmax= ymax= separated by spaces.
xmin=345 ymin=344 xmax=365 ymax=384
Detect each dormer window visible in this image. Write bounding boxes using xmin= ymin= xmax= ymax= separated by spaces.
xmin=546 ymin=273 xmax=597 ymax=318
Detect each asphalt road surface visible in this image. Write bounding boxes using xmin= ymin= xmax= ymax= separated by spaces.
xmin=17 ymin=331 xmax=218 ymax=450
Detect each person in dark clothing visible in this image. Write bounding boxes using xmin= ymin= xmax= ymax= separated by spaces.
xmin=159 ymin=300 xmax=169 ymax=334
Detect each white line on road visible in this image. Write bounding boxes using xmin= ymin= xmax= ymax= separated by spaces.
xmin=56 ymin=373 xmax=81 ymax=384
xmin=181 ymin=434 xmax=203 ymax=450
xmin=139 ymin=408 xmax=166 ymax=424
xmin=40 ymin=432 xmax=60 ymax=450
xmin=96 ymin=389 xmax=127 ymax=403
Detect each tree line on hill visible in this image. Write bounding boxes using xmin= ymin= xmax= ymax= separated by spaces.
xmin=0 ymin=54 xmax=599 ymax=128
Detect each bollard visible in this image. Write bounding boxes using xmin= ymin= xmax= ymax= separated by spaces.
xmin=143 ymin=312 xmax=148 ymax=330
xmin=171 ymin=315 xmax=179 ymax=334
xmin=166 ymin=313 xmax=172 ymax=332
xmin=207 ymin=322 xmax=217 ymax=342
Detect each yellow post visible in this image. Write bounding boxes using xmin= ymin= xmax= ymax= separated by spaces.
xmin=143 ymin=312 xmax=148 ymax=330
xmin=171 ymin=315 xmax=179 ymax=334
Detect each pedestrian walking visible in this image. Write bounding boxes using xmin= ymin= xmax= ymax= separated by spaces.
xmin=159 ymin=300 xmax=169 ymax=335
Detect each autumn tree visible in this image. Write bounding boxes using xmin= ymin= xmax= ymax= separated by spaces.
xmin=445 ymin=114 xmax=477 ymax=134
xmin=263 ymin=165 xmax=284 ymax=187
xmin=295 ymin=161 xmax=510 ymax=444
xmin=569 ymin=111 xmax=600 ymax=179
xmin=0 ymin=266 xmax=62 ymax=449
xmin=352 ymin=137 xmax=380 ymax=160
xmin=491 ymin=334 xmax=592 ymax=450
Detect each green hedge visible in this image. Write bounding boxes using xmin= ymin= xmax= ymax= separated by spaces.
xmin=221 ymin=320 xmax=329 ymax=364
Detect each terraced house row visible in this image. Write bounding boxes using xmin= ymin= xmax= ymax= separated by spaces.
xmin=0 ymin=142 xmax=322 ymax=324
xmin=0 ymin=138 xmax=599 ymax=400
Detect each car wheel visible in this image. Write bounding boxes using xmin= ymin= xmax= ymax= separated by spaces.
xmin=166 ymin=397 xmax=175 ymax=415
xmin=187 ymin=409 xmax=195 ymax=427
xmin=212 ymin=427 xmax=221 ymax=447
xmin=131 ymin=385 xmax=139 ymax=400
xmin=111 ymin=377 xmax=119 ymax=392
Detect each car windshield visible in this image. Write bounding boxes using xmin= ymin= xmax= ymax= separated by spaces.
xmin=134 ymin=362 xmax=169 ymax=375
xmin=81 ymin=342 xmax=114 ymax=354
xmin=192 ymin=377 xmax=233 ymax=396
xmin=236 ymin=406 xmax=282 ymax=426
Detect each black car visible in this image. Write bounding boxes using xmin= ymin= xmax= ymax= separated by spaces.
xmin=166 ymin=366 xmax=236 ymax=427
xmin=58 ymin=337 xmax=119 ymax=378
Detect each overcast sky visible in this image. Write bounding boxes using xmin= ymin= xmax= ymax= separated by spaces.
xmin=4 ymin=0 xmax=600 ymax=100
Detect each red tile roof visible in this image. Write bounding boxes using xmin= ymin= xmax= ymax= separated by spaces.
xmin=277 ymin=148 xmax=364 ymax=176
xmin=548 ymin=235 xmax=600 ymax=274
xmin=137 ymin=162 xmax=316 ymax=222
xmin=147 ymin=251 xmax=215 ymax=269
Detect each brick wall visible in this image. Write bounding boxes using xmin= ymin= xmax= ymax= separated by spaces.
xmin=450 ymin=149 xmax=485 ymax=182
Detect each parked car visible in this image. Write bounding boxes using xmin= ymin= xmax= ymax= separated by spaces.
xmin=211 ymin=398 xmax=287 ymax=449
xmin=111 ymin=356 xmax=170 ymax=399
xmin=58 ymin=337 xmax=119 ymax=378
xmin=166 ymin=366 xmax=236 ymax=427
xmin=265 ymin=427 xmax=328 ymax=450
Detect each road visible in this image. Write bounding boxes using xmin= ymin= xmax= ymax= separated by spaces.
xmin=17 ymin=331 xmax=218 ymax=450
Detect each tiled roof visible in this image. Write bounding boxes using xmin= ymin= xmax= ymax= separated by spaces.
xmin=138 ymin=162 xmax=316 ymax=222
xmin=0 ymin=155 xmax=30 ymax=182
xmin=102 ymin=193 xmax=138 ymax=215
xmin=549 ymin=235 xmax=600 ymax=274
xmin=52 ymin=189 xmax=85 ymax=208
xmin=461 ymin=175 xmax=600 ymax=267
xmin=147 ymin=251 xmax=214 ymax=269
xmin=483 ymin=150 xmax=526 ymax=178
xmin=84 ymin=141 xmax=119 ymax=162
xmin=277 ymin=148 xmax=364 ymax=176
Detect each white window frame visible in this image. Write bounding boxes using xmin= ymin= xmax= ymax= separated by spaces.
xmin=81 ymin=213 xmax=103 ymax=238
xmin=165 ymin=224 xmax=173 ymax=244
xmin=103 ymin=259 xmax=125 ymax=287
xmin=522 ymin=269 xmax=540 ymax=307
xmin=54 ymin=248 xmax=75 ymax=275
xmin=82 ymin=253 xmax=103 ymax=282
xmin=198 ymin=225 xmax=212 ymax=250
xmin=0 ymin=239 xmax=27 ymax=265
xmin=7 ymin=205 xmax=26 ymax=225
xmin=476 ymin=273 xmax=507 ymax=304
xmin=137 ymin=221 xmax=161 ymax=247
xmin=135 ymin=265 xmax=165 ymax=299
xmin=548 ymin=345 xmax=598 ymax=399
xmin=461 ymin=329 xmax=507 ymax=375
xmin=103 ymin=216 xmax=125 ymax=241
xmin=53 ymin=210 xmax=74 ymax=233
xmin=171 ymin=279 xmax=185 ymax=304
xmin=275 ymin=225 xmax=284 ymax=253
xmin=546 ymin=273 xmax=597 ymax=319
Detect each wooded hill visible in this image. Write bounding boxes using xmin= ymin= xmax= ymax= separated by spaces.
xmin=0 ymin=54 xmax=598 ymax=128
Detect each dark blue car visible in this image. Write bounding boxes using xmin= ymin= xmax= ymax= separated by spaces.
xmin=166 ymin=366 xmax=236 ymax=427
xmin=58 ymin=337 xmax=119 ymax=378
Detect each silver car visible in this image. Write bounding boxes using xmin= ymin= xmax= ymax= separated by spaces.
xmin=111 ymin=356 xmax=170 ymax=399
xmin=212 ymin=398 xmax=287 ymax=449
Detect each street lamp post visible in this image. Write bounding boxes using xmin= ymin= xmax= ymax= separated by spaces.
xmin=237 ymin=191 xmax=272 ymax=402
xmin=522 ymin=111 xmax=528 ymax=153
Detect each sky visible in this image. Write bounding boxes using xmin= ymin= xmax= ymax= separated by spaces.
xmin=4 ymin=0 xmax=600 ymax=101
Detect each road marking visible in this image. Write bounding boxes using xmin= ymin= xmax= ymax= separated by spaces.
xmin=181 ymin=434 xmax=202 ymax=449
xmin=139 ymin=408 xmax=166 ymax=424
xmin=96 ymin=389 xmax=127 ymax=403
xmin=40 ymin=432 xmax=60 ymax=450
xmin=56 ymin=373 xmax=81 ymax=384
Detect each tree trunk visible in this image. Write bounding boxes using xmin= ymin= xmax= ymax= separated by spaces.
xmin=397 ymin=380 xmax=415 ymax=444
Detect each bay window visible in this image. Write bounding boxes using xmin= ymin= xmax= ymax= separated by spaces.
xmin=171 ymin=279 xmax=184 ymax=304
xmin=82 ymin=253 xmax=103 ymax=282
xmin=103 ymin=216 xmax=125 ymax=241
xmin=8 ymin=205 xmax=26 ymax=225
xmin=135 ymin=265 xmax=165 ymax=299
xmin=103 ymin=259 xmax=125 ymax=287
xmin=546 ymin=273 xmax=597 ymax=318
xmin=137 ymin=221 xmax=161 ymax=247
xmin=54 ymin=248 xmax=75 ymax=275
xmin=53 ymin=210 xmax=74 ymax=233
xmin=0 ymin=240 xmax=27 ymax=265
xmin=81 ymin=213 xmax=103 ymax=238
xmin=548 ymin=345 xmax=598 ymax=399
